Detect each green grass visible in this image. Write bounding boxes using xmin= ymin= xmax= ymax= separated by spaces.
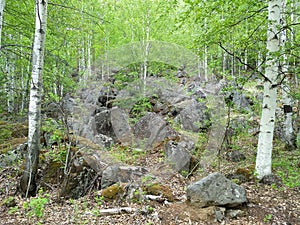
xmin=273 ymin=150 xmax=300 ymax=188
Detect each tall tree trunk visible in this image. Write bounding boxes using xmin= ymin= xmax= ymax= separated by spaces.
xmin=280 ymin=0 xmax=295 ymax=148
xmin=141 ymin=8 xmax=150 ymax=92
xmin=255 ymin=0 xmax=281 ymax=179
xmin=20 ymin=0 xmax=48 ymax=197
xmin=0 ymin=0 xmax=5 ymax=46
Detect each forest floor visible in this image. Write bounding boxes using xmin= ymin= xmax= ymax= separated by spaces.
xmin=0 ymin=122 xmax=300 ymax=224
xmin=1 ymin=149 xmax=299 ymax=224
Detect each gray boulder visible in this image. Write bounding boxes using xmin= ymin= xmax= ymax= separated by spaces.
xmin=92 ymin=134 xmax=114 ymax=148
xmin=175 ymin=99 xmax=210 ymax=132
xmin=133 ymin=112 xmax=177 ymax=149
xmin=186 ymin=172 xmax=247 ymax=208
xmin=111 ymin=107 xmax=133 ymax=144
xmin=165 ymin=140 xmax=195 ymax=173
xmin=94 ymin=107 xmax=132 ymax=144
xmin=232 ymin=90 xmax=251 ymax=111
xmin=94 ymin=110 xmax=114 ymax=137
xmin=101 ymin=165 xmax=148 ymax=189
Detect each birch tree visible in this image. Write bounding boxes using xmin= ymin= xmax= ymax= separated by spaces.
xmin=0 ymin=0 xmax=4 ymax=46
xmin=280 ymin=0 xmax=295 ymax=148
xmin=20 ymin=0 xmax=48 ymax=197
xmin=255 ymin=0 xmax=281 ymax=179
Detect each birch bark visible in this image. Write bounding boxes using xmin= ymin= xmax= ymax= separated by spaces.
xmin=280 ymin=0 xmax=295 ymax=148
xmin=255 ymin=0 xmax=281 ymax=179
xmin=20 ymin=0 xmax=48 ymax=197
xmin=0 ymin=0 xmax=5 ymax=46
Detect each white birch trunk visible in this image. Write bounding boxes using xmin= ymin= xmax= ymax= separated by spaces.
xmin=5 ymin=53 xmax=14 ymax=113
xmin=87 ymin=34 xmax=92 ymax=79
xmin=20 ymin=0 xmax=48 ymax=197
xmin=257 ymin=51 xmax=263 ymax=74
xmin=222 ymin=51 xmax=227 ymax=75
xmin=255 ymin=0 xmax=281 ymax=179
xmin=0 ymin=0 xmax=5 ymax=46
xmin=20 ymin=34 xmax=26 ymax=112
xmin=204 ymin=17 xmax=208 ymax=81
xmin=280 ymin=0 xmax=294 ymax=148
xmin=142 ymin=9 xmax=150 ymax=93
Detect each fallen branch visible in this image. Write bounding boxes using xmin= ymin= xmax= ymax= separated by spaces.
xmin=98 ymin=207 xmax=137 ymax=216
xmin=145 ymin=195 xmax=171 ymax=205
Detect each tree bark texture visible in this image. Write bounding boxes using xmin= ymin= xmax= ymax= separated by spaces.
xmin=20 ymin=0 xmax=48 ymax=197
xmin=0 ymin=0 xmax=5 ymax=46
xmin=255 ymin=0 xmax=281 ymax=179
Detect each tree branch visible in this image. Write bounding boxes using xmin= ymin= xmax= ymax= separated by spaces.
xmin=218 ymin=42 xmax=272 ymax=84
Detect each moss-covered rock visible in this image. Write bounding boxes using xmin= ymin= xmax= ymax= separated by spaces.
xmin=235 ymin=165 xmax=255 ymax=180
xmin=42 ymin=161 xmax=64 ymax=185
xmin=142 ymin=182 xmax=174 ymax=202
xmin=101 ymin=183 xmax=125 ymax=200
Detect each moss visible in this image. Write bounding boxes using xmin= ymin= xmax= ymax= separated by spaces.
xmin=142 ymin=183 xmax=174 ymax=202
xmin=101 ymin=183 xmax=125 ymax=200
xmin=0 ymin=137 xmax=27 ymax=154
xmin=42 ymin=161 xmax=64 ymax=185
xmin=11 ymin=123 xmax=28 ymax=138
xmin=235 ymin=165 xmax=255 ymax=180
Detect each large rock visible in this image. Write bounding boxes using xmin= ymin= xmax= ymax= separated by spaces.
xmin=186 ymin=172 xmax=247 ymax=208
xmin=232 ymin=90 xmax=252 ymax=111
xmin=111 ymin=107 xmax=133 ymax=144
xmin=93 ymin=107 xmax=132 ymax=144
xmin=94 ymin=110 xmax=114 ymax=137
xmin=101 ymin=165 xmax=148 ymax=189
xmin=165 ymin=140 xmax=195 ymax=173
xmin=175 ymin=99 xmax=210 ymax=132
xmin=133 ymin=112 xmax=177 ymax=149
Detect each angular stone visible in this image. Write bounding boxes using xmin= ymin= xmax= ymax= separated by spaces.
xmin=101 ymin=165 xmax=148 ymax=189
xmin=133 ymin=112 xmax=177 ymax=149
xmin=165 ymin=140 xmax=195 ymax=173
xmin=175 ymin=99 xmax=210 ymax=132
xmin=94 ymin=110 xmax=115 ymax=137
xmin=186 ymin=172 xmax=247 ymax=208
xmin=110 ymin=107 xmax=133 ymax=144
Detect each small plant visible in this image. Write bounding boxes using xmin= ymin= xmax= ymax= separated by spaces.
xmin=23 ymin=188 xmax=49 ymax=219
xmin=141 ymin=175 xmax=154 ymax=184
xmin=8 ymin=206 xmax=19 ymax=215
xmin=91 ymin=208 xmax=101 ymax=217
xmin=263 ymin=213 xmax=273 ymax=222
xmin=95 ymin=195 xmax=104 ymax=206
xmin=130 ymin=97 xmax=152 ymax=119
xmin=180 ymin=170 xmax=189 ymax=177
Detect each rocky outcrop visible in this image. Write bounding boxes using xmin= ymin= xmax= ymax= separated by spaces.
xmin=186 ymin=172 xmax=247 ymax=208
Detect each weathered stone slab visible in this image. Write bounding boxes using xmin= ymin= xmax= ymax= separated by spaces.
xmin=186 ymin=172 xmax=247 ymax=208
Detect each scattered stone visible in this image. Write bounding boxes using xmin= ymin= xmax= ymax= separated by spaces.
xmin=186 ymin=172 xmax=247 ymax=208
xmin=214 ymin=207 xmax=226 ymax=222
xmin=101 ymin=165 xmax=148 ymax=189
xmin=94 ymin=110 xmax=115 ymax=137
xmin=226 ymin=150 xmax=246 ymax=162
xmin=232 ymin=90 xmax=252 ymax=111
xmin=226 ymin=209 xmax=246 ymax=219
xmin=165 ymin=140 xmax=195 ymax=173
xmin=92 ymin=134 xmax=114 ymax=148
xmin=260 ymin=174 xmax=283 ymax=186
